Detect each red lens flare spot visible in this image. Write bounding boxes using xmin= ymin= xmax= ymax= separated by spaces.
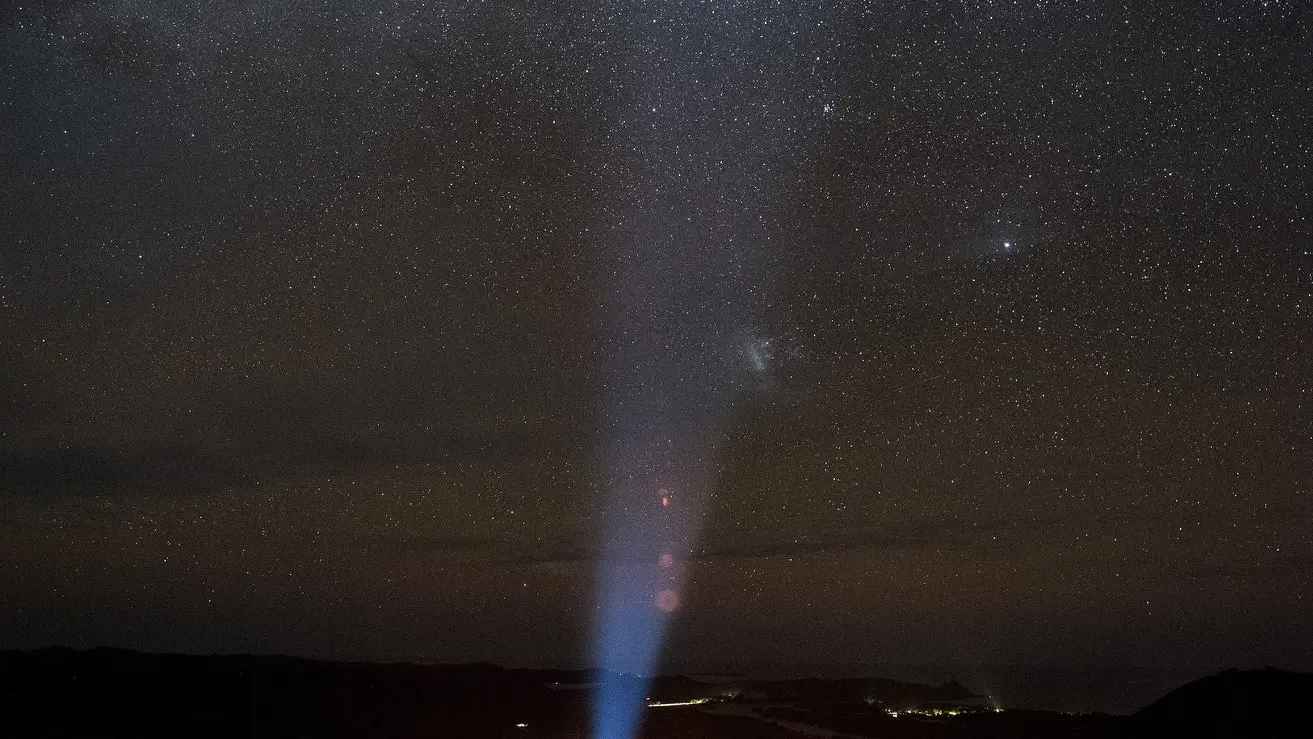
xmin=659 ymin=552 xmax=674 ymax=568
xmin=656 ymin=589 xmax=680 ymax=613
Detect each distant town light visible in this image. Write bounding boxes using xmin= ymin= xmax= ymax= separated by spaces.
xmin=646 ymin=697 xmax=712 ymax=708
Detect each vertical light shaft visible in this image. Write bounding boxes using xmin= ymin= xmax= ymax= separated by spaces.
xmin=590 ymin=4 xmax=826 ymax=738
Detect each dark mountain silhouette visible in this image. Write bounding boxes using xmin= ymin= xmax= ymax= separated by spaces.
xmin=0 ymin=647 xmax=1063 ymax=738
xmin=0 ymin=646 xmax=575 ymax=738
xmin=4 ymin=647 xmax=1302 ymax=738
xmin=1125 ymin=667 xmax=1313 ymax=739
xmin=689 ymin=676 xmax=977 ymax=705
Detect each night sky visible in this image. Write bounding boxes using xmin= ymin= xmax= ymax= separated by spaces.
xmin=1 ymin=0 xmax=1310 ymax=689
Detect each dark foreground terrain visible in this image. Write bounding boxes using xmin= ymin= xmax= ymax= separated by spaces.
xmin=0 ymin=648 xmax=1306 ymax=738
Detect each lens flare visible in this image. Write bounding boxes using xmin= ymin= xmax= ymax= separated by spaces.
xmin=656 ymin=589 xmax=680 ymax=613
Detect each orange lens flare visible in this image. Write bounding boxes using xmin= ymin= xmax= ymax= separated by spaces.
xmin=656 ymin=589 xmax=680 ymax=613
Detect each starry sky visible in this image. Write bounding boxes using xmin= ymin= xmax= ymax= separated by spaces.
xmin=1 ymin=0 xmax=1310 ymax=688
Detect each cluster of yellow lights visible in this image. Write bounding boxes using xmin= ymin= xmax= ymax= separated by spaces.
xmin=883 ymin=706 xmax=1004 ymax=718
xmin=645 ymin=697 xmax=713 ymax=708
xmin=885 ymin=707 xmax=963 ymax=718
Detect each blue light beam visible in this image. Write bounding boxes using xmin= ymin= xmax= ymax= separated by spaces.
xmin=590 ymin=4 xmax=836 ymax=738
